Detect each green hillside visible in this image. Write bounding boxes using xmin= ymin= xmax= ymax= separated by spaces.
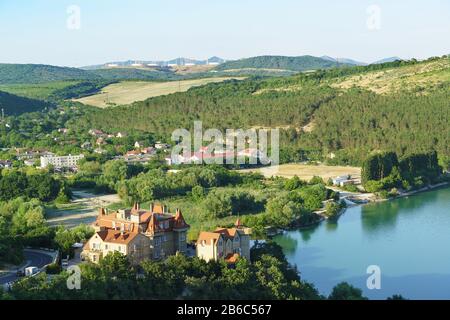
xmin=215 ymin=55 xmax=354 ymax=72
xmin=74 ymin=56 xmax=450 ymax=166
xmin=0 ymin=91 xmax=53 ymax=115
xmin=0 ymin=64 xmax=98 ymax=84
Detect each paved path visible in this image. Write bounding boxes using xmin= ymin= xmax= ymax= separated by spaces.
xmin=0 ymin=250 xmax=55 ymax=285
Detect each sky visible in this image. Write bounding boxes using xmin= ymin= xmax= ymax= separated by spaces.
xmin=0 ymin=0 xmax=449 ymax=67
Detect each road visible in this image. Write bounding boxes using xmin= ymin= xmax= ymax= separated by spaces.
xmin=0 ymin=250 xmax=54 ymax=285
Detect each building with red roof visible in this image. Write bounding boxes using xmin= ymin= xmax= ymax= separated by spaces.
xmin=82 ymin=203 xmax=190 ymax=264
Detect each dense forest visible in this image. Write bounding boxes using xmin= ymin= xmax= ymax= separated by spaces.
xmin=0 ymin=91 xmax=53 ymax=115
xmin=0 ymin=64 xmax=97 ymax=84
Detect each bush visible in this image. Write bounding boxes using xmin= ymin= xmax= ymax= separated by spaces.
xmin=45 ymin=263 xmax=61 ymax=274
xmin=324 ymin=201 xmax=341 ymax=218
xmin=191 ymin=185 xmax=205 ymax=201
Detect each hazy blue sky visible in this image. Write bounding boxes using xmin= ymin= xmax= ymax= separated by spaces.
xmin=0 ymin=0 xmax=449 ymax=66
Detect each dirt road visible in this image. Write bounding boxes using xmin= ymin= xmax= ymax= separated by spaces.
xmin=46 ymin=191 xmax=121 ymax=228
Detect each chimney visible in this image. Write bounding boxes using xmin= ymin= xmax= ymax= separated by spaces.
xmin=99 ymin=207 xmax=106 ymax=216
xmin=133 ymin=202 xmax=140 ymax=211
xmin=150 ymin=203 xmax=154 ymax=212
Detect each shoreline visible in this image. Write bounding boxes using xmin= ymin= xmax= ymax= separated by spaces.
xmin=271 ymin=181 xmax=450 ymax=236
xmin=368 ymin=181 xmax=449 ymax=204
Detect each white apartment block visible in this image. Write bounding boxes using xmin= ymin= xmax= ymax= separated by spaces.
xmin=40 ymin=154 xmax=85 ymax=169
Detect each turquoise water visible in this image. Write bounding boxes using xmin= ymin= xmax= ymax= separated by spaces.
xmin=273 ymin=187 xmax=450 ymax=299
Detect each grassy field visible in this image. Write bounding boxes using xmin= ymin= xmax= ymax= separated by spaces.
xmin=240 ymin=163 xmax=361 ymax=182
xmin=331 ymin=58 xmax=450 ymax=94
xmin=0 ymin=81 xmax=78 ymax=100
xmin=74 ymin=77 xmax=244 ymax=108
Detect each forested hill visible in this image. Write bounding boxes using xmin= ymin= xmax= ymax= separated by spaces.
xmin=0 ymin=91 xmax=53 ymax=115
xmin=215 ymin=55 xmax=355 ymax=72
xmin=0 ymin=64 xmax=182 ymax=84
xmin=76 ymin=56 xmax=450 ymax=167
xmin=0 ymin=64 xmax=98 ymax=84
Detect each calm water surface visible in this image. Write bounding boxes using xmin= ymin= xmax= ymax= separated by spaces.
xmin=274 ymin=187 xmax=450 ymax=299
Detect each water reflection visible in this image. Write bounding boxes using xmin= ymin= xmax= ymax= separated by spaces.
xmin=360 ymin=189 xmax=440 ymax=234
xmin=274 ymin=187 xmax=450 ymax=299
xmin=273 ymin=233 xmax=298 ymax=255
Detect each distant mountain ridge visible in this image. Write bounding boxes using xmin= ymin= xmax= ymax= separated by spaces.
xmin=372 ymin=57 xmax=403 ymax=64
xmin=0 ymin=55 xmax=409 ymax=84
xmin=320 ymin=56 xmax=368 ymax=66
xmin=215 ymin=55 xmax=358 ymax=72
xmin=83 ymin=56 xmax=226 ymax=70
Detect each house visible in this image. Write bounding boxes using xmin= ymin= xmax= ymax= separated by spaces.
xmin=120 ymin=147 xmax=156 ymax=164
xmin=89 ymin=129 xmax=104 ymax=137
xmin=166 ymin=150 xmax=235 ymax=165
xmin=16 ymin=150 xmax=54 ymax=161
xmin=154 ymin=142 xmax=170 ymax=150
xmin=94 ymin=148 xmax=106 ymax=154
xmin=82 ymin=229 xmax=151 ymax=265
xmin=196 ymin=219 xmax=251 ymax=263
xmin=134 ymin=141 xmax=144 ymax=149
xmin=82 ymin=203 xmax=190 ymax=264
xmin=40 ymin=154 xmax=85 ymax=170
xmin=116 ymin=132 xmax=127 ymax=138
xmin=0 ymin=160 xmax=12 ymax=169
xmin=332 ymin=175 xmax=353 ymax=187
xmin=58 ymin=128 xmax=68 ymax=134
xmin=96 ymin=137 xmax=106 ymax=146
xmin=141 ymin=147 xmax=156 ymax=155
xmin=23 ymin=159 xmax=36 ymax=167
xmin=81 ymin=141 xmax=92 ymax=149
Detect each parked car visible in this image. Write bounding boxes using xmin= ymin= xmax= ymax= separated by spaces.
xmin=16 ymin=269 xmax=25 ymax=277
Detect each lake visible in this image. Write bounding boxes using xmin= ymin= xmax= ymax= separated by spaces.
xmin=273 ymin=187 xmax=450 ymax=299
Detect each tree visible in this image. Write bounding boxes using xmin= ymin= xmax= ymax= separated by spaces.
xmin=191 ymin=185 xmax=205 ymax=201
xmin=328 ymin=282 xmax=368 ymax=300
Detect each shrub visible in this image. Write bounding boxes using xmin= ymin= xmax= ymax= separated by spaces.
xmin=45 ymin=263 xmax=61 ymax=274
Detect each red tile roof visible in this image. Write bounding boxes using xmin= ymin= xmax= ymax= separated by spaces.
xmin=96 ymin=229 xmax=138 ymax=244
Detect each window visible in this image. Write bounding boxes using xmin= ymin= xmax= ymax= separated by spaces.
xmin=105 ymin=244 xmax=108 ymax=250
xmin=162 ymin=235 xmax=168 ymax=242
xmin=180 ymin=233 xmax=186 ymax=241
xmin=164 ymin=221 xmax=169 ymax=229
